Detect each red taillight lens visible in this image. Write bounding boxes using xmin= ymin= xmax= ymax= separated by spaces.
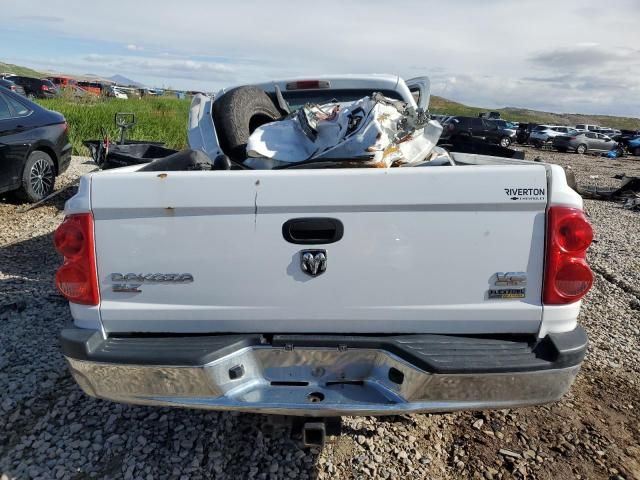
xmin=556 ymin=215 xmax=593 ymax=252
xmin=53 ymin=218 xmax=85 ymax=258
xmin=554 ymin=260 xmax=593 ymax=297
xmin=42 ymin=84 xmax=49 ymax=91
xmin=55 ymin=264 xmax=92 ymax=301
xmin=54 ymin=214 xmax=99 ymax=305
xmin=10 ymin=85 xmax=16 ymax=91
xmin=543 ymin=207 xmax=593 ymax=305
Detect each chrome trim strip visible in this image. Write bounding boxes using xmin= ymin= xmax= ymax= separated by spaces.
xmin=65 ymin=346 xmax=580 ymax=417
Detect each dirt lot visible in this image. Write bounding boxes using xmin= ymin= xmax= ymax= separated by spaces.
xmin=0 ymin=150 xmax=639 ymax=480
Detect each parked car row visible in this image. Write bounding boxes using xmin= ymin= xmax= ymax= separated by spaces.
xmin=432 ymin=114 xmax=640 ymax=157
xmin=524 ymin=124 xmax=629 ymax=155
xmin=0 ymin=74 xmax=58 ymax=99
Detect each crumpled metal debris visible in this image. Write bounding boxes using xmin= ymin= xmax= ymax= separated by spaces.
xmin=579 ymin=174 xmax=640 ymax=210
xmin=622 ymin=197 xmax=640 ymax=211
xmin=245 ymin=94 xmax=442 ymax=169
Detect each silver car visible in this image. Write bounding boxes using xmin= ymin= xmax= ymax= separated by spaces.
xmin=552 ymin=131 xmax=616 ymax=154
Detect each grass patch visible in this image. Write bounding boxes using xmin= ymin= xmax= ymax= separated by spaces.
xmin=0 ymin=61 xmax=44 ymax=78
xmin=35 ymin=96 xmax=190 ymax=155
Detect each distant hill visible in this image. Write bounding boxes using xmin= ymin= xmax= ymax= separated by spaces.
xmin=430 ymin=96 xmax=640 ymax=130
xmin=2 ymin=60 xmax=638 ymax=129
xmin=0 ymin=61 xmax=43 ymax=78
xmin=109 ymin=74 xmax=142 ymax=87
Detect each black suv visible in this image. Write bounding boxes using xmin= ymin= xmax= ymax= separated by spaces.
xmin=2 ymin=76 xmax=58 ymax=99
xmin=439 ymin=116 xmax=515 ymax=147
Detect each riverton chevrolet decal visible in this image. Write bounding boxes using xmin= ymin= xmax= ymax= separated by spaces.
xmin=504 ymin=187 xmax=546 ymax=201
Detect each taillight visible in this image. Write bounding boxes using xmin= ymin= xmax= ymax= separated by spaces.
xmin=543 ymin=207 xmax=593 ymax=304
xmin=10 ymin=85 xmax=16 ymax=92
xmin=53 ymin=214 xmax=99 ymax=305
xmin=286 ymin=80 xmax=330 ymax=90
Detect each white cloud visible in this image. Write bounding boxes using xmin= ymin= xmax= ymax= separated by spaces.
xmin=2 ymin=0 xmax=639 ymax=116
xmin=125 ymin=44 xmax=144 ymax=51
xmin=79 ymin=53 xmax=238 ymax=86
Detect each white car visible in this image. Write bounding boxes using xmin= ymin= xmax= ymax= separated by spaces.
xmin=56 ymin=75 xmax=592 ymax=439
xmin=108 ymin=85 xmax=128 ymax=99
xmin=575 ymin=124 xmax=599 ymax=132
xmin=529 ymin=125 xmax=574 ymax=146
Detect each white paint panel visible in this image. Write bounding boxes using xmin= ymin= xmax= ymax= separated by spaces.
xmin=90 ymin=165 xmax=549 ymax=334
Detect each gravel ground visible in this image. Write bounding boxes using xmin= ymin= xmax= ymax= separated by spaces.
xmin=0 ymin=153 xmax=639 ymax=480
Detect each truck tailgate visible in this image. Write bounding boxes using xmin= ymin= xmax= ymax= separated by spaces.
xmin=90 ymin=165 xmax=548 ymax=334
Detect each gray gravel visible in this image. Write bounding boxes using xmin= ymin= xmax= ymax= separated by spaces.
xmin=1 ymin=154 xmax=639 ymax=480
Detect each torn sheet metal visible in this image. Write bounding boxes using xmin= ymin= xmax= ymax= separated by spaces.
xmin=579 ymin=174 xmax=640 ymax=210
xmin=245 ymin=94 xmax=442 ymax=169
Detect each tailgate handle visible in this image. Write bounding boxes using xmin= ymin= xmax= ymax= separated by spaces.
xmin=282 ymin=218 xmax=343 ymax=245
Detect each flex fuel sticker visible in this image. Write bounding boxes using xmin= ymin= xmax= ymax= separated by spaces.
xmin=488 ymin=288 xmax=526 ymax=299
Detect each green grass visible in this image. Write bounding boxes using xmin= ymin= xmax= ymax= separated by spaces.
xmin=36 ymin=96 xmax=191 ymax=155
xmin=0 ymin=61 xmax=44 ymax=78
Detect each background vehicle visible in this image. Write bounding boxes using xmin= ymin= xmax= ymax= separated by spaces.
xmin=107 ymin=85 xmax=129 ymax=99
xmin=0 ymin=89 xmax=71 ymax=201
xmin=516 ymin=122 xmax=539 ymax=144
xmin=553 ymin=131 xmax=616 ymax=154
xmin=593 ymin=127 xmax=620 ymax=137
xmin=430 ymin=114 xmax=451 ymax=125
xmin=574 ymin=124 xmax=599 ymax=131
xmin=529 ymin=125 xmax=573 ymax=147
xmin=615 ymin=129 xmax=640 ymax=155
xmin=58 ymin=75 xmax=591 ymax=420
xmin=48 ymin=76 xmax=78 ymax=88
xmin=439 ymin=115 xmax=514 ymax=147
xmin=487 ymin=119 xmax=517 ymax=141
xmin=0 ymin=78 xmax=26 ymax=96
xmin=628 ymin=136 xmax=640 ymax=156
xmin=76 ymin=81 xmax=103 ymax=96
xmin=2 ymin=76 xmax=58 ymax=99
xmin=140 ymin=88 xmax=164 ymax=97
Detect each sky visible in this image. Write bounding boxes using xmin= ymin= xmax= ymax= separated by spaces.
xmin=1 ymin=0 xmax=639 ymax=116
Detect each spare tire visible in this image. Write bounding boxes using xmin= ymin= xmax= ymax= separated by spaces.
xmin=212 ymin=86 xmax=283 ymax=161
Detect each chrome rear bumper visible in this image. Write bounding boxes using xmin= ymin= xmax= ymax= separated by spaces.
xmin=62 ymin=328 xmax=586 ymax=416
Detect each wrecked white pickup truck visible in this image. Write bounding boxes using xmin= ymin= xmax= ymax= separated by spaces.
xmin=57 ymin=75 xmax=592 ymax=428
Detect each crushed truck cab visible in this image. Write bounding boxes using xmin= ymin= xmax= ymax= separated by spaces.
xmin=57 ymin=75 xmax=592 ymax=416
